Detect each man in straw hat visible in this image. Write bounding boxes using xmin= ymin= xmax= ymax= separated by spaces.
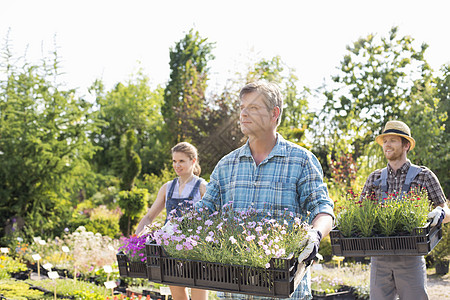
xmin=361 ymin=120 xmax=450 ymax=300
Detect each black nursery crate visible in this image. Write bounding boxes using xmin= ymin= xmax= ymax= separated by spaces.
xmin=117 ymin=251 xmax=148 ymax=278
xmin=312 ymin=286 xmax=355 ymax=300
xmin=145 ymin=241 xmax=307 ymax=298
xmin=330 ymin=223 xmax=442 ymax=257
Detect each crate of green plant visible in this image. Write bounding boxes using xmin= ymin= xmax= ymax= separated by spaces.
xmin=331 ymin=188 xmax=442 ymax=256
xmin=119 ymin=203 xmax=311 ymax=297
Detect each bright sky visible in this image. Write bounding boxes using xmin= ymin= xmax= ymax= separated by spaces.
xmin=1 ymin=0 xmax=449 ymax=100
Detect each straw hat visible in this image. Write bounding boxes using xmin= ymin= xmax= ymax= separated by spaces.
xmin=375 ymin=120 xmax=416 ymax=151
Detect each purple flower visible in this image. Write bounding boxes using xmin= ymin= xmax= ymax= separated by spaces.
xmin=205 ymin=220 xmax=213 ymax=226
xmin=245 ymin=235 xmax=255 ymax=242
xmin=176 ymin=244 xmax=183 ymax=251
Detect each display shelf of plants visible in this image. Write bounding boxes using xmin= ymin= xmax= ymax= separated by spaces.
xmin=117 ymin=204 xmax=311 ymax=297
xmin=331 ymin=188 xmax=442 ymax=257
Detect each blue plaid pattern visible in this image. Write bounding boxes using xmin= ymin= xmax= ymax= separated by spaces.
xmin=195 ymin=134 xmax=334 ymax=300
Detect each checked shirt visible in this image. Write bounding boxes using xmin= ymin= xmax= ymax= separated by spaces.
xmin=361 ymin=160 xmax=446 ymax=205
xmin=195 ymin=133 xmax=334 ymax=300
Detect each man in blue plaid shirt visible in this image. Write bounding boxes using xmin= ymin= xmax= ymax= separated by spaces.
xmin=195 ymin=81 xmax=334 ymax=300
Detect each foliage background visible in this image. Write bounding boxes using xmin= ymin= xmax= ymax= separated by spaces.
xmin=0 ymin=27 xmax=448 ymax=244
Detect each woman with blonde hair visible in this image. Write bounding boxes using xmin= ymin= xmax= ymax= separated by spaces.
xmin=135 ymin=142 xmax=208 ymax=300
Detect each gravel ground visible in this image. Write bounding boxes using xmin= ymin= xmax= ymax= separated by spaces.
xmin=426 ymin=269 xmax=450 ymax=300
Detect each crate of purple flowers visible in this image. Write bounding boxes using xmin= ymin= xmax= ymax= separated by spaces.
xmin=145 ymin=241 xmax=307 ymax=298
xmin=117 ymin=251 xmax=147 ymax=278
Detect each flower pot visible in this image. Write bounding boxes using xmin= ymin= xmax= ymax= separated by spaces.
xmin=435 ymin=260 xmax=449 ymax=275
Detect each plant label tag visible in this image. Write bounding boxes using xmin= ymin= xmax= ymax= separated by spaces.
xmin=104 ymin=281 xmax=117 ymax=289
xmin=0 ymin=247 xmax=9 ymax=253
xmin=48 ymin=271 xmax=59 ymax=279
xmin=103 ymin=265 xmax=113 ymax=273
xmin=38 ymin=239 xmax=46 ymax=245
xmin=62 ymin=246 xmax=70 ymax=253
xmin=160 ymin=287 xmax=171 ymax=295
xmin=32 ymin=254 xmax=41 ymax=261
xmin=43 ymin=263 xmax=53 ymax=270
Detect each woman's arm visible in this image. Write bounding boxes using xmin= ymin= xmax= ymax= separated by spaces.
xmin=135 ymin=183 xmax=167 ymax=236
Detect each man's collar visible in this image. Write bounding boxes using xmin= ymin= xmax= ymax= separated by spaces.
xmin=387 ymin=160 xmax=411 ymax=174
xmin=238 ymin=133 xmax=287 ymax=159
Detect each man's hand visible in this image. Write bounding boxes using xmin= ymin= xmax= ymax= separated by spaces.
xmin=428 ymin=206 xmax=445 ymax=227
xmin=298 ymin=229 xmax=322 ymax=266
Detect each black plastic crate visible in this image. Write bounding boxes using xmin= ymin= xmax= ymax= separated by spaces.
xmin=330 ymin=223 xmax=442 ymax=257
xmin=117 ymin=251 xmax=148 ymax=278
xmin=145 ymin=242 xmax=307 ymax=298
xmin=312 ymin=285 xmax=355 ymax=300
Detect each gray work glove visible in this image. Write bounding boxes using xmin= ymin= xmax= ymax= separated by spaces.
xmin=298 ymin=229 xmax=322 ymax=266
xmin=428 ymin=206 xmax=445 ymax=227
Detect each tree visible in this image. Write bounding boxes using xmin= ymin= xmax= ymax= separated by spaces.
xmin=246 ymin=56 xmax=313 ymax=147
xmin=162 ymin=29 xmax=215 ymax=146
xmin=0 ymin=42 xmax=101 ymax=239
xmin=120 ymin=130 xmax=142 ymax=191
xmin=89 ymin=71 xmax=166 ymax=177
xmin=118 ymin=188 xmax=149 ymax=236
xmin=316 ymin=27 xmax=441 ymax=178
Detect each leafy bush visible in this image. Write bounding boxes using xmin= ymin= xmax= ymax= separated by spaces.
xmin=118 ymin=188 xmax=149 ymax=236
xmin=318 ymin=235 xmax=332 ymax=261
xmin=85 ymin=206 xmax=122 ymax=238
xmin=429 ymin=222 xmax=450 ymax=264
xmin=0 ymin=255 xmax=28 ymax=279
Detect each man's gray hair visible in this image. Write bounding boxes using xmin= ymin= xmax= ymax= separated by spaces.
xmin=239 ymin=81 xmax=283 ymax=125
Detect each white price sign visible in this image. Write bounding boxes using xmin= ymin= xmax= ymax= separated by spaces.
xmin=38 ymin=239 xmax=46 ymax=245
xmin=32 ymin=254 xmax=42 ymax=261
xmin=160 ymin=286 xmax=171 ymax=295
xmin=62 ymin=246 xmax=70 ymax=253
xmin=43 ymin=263 xmax=53 ymax=270
xmin=48 ymin=271 xmax=59 ymax=279
xmin=104 ymin=281 xmax=117 ymax=289
xmin=0 ymin=247 xmax=9 ymax=254
xmin=103 ymin=265 xmax=113 ymax=273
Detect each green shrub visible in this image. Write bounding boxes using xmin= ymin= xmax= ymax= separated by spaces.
xmin=318 ymin=235 xmax=332 ymax=261
xmin=0 ymin=254 xmax=28 ymax=279
xmin=85 ymin=205 xmax=121 ymax=238
xmin=429 ymin=221 xmax=450 ymax=264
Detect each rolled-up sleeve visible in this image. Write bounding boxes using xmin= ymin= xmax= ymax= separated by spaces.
xmin=195 ymin=165 xmax=221 ymax=212
xmin=298 ymin=151 xmax=335 ymax=223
